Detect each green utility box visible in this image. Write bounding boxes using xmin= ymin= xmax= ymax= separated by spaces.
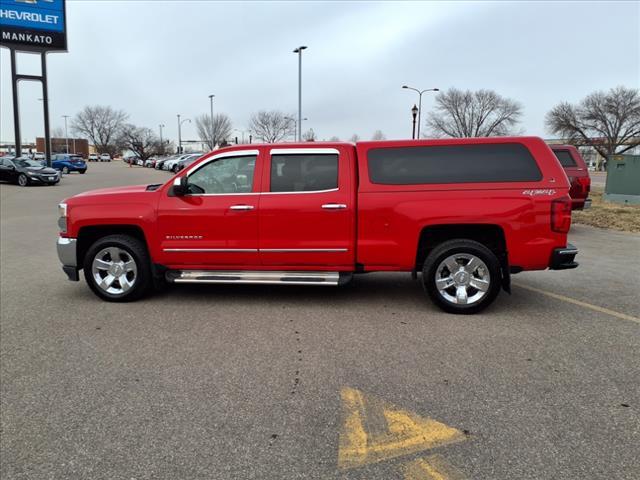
xmin=604 ymin=155 xmax=640 ymax=205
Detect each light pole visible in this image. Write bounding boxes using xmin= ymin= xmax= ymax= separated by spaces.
xmin=177 ymin=114 xmax=191 ymax=154
xmin=402 ymin=85 xmax=439 ymax=138
xmin=62 ymin=115 xmax=70 ymax=153
xmin=411 ymin=105 xmax=418 ymax=140
xmin=285 ymin=116 xmax=307 ymax=140
xmin=159 ymin=124 xmax=165 ymax=154
xmin=208 ymin=94 xmax=215 ymax=146
xmin=293 ymin=45 xmax=307 ymax=141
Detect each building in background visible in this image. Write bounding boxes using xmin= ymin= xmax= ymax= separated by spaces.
xmin=35 ymin=137 xmax=89 ymax=158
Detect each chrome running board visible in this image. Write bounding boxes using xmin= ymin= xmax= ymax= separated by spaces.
xmin=166 ymin=270 xmax=351 ymax=286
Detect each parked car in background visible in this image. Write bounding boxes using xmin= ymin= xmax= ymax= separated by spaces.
xmin=154 ymin=155 xmax=177 ymax=170
xmin=144 ymin=157 xmax=157 ymax=168
xmin=99 ymin=153 xmax=112 ymax=162
xmin=0 ymin=156 xmax=60 ymax=186
xmin=550 ymin=145 xmax=591 ymax=210
xmin=164 ymin=153 xmax=203 ymax=172
xmin=51 ymin=154 xmax=87 ymax=174
xmin=175 ymin=153 xmax=204 ymax=172
xmin=88 ymin=154 xmax=99 ymax=162
xmin=32 ymin=152 xmax=46 ymax=161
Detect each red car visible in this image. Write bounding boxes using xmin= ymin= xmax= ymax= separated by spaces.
xmin=550 ymin=144 xmax=591 ymax=210
xmin=56 ymin=137 xmax=577 ymax=314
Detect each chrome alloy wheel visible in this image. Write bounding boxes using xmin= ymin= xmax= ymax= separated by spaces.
xmin=435 ymin=253 xmax=490 ymax=305
xmin=91 ymin=247 xmax=138 ymax=295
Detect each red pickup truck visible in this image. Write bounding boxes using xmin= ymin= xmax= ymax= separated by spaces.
xmin=56 ymin=137 xmax=578 ymax=314
xmin=550 ymin=144 xmax=591 ymax=210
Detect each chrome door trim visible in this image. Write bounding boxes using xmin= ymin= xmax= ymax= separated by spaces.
xmin=163 ymin=248 xmax=258 ymax=253
xmin=262 ymin=187 xmax=339 ymax=195
xmin=260 ymin=248 xmax=348 ymax=253
xmin=269 ymin=148 xmax=340 ymax=155
xmin=173 ymin=188 xmax=339 ymax=197
xmin=164 ymin=248 xmax=348 ymax=253
xmin=229 ymin=205 xmax=255 ymax=210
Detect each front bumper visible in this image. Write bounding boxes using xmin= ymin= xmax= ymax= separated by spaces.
xmin=549 ymin=243 xmax=579 ymax=270
xmin=57 ymin=237 xmax=79 ymax=281
xmin=28 ymin=173 xmax=59 ymax=183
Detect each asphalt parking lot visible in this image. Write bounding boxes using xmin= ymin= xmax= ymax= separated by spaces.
xmin=1 ymin=162 xmax=639 ymax=480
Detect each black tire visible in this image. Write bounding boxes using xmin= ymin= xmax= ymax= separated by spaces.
xmin=62 ymin=166 xmax=70 ymax=174
xmin=422 ymin=239 xmax=501 ymax=314
xmin=83 ymin=234 xmax=152 ymax=302
xmin=17 ymin=173 xmax=29 ymax=187
xmin=79 ymin=170 xmax=86 ymax=174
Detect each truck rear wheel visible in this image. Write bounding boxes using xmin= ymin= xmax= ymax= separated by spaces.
xmin=422 ymin=239 xmax=501 ymax=314
xmin=83 ymin=234 xmax=152 ymax=302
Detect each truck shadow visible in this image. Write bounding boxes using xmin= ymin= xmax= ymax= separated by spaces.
xmin=156 ymin=272 xmax=427 ymax=308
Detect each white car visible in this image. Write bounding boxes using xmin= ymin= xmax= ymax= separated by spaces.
xmin=99 ymin=153 xmax=111 ymax=162
xmin=162 ymin=154 xmax=192 ymax=171
xmin=88 ymin=153 xmax=99 ymax=162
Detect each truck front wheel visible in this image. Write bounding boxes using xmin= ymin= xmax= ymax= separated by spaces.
xmin=422 ymin=239 xmax=501 ymax=314
xmin=83 ymin=234 xmax=152 ymax=302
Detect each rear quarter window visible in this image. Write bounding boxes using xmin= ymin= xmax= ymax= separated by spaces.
xmin=367 ymin=143 xmax=542 ymax=184
xmin=552 ymin=150 xmax=577 ymax=167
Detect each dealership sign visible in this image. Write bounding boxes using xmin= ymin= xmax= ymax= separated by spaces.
xmin=0 ymin=0 xmax=66 ymax=51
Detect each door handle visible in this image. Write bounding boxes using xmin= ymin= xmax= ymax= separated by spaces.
xmin=230 ymin=205 xmax=254 ymax=211
xmin=322 ymin=203 xmax=347 ymax=210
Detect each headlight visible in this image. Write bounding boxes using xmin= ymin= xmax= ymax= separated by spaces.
xmin=27 ymin=171 xmax=37 ymax=176
xmin=58 ymin=203 xmax=67 ymax=234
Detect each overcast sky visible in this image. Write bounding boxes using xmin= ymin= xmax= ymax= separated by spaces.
xmin=1 ymin=0 xmax=638 ymax=145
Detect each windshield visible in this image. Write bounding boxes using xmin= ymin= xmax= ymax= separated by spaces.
xmin=16 ymin=159 xmax=44 ymax=168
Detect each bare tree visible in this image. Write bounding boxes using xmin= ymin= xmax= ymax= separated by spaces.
xmin=546 ymin=86 xmax=640 ymax=158
xmin=427 ymin=88 xmax=522 ymax=138
xmin=195 ymin=113 xmax=233 ymax=150
xmin=349 ymin=134 xmax=360 ymax=143
xmin=328 ymin=136 xmax=340 ymax=142
xmin=302 ymin=128 xmax=316 ymax=142
xmin=118 ymin=124 xmax=160 ymax=161
xmin=51 ymin=126 xmax=65 ymax=138
xmin=71 ymin=105 xmax=128 ymax=155
xmin=248 ymin=110 xmax=294 ymax=143
xmin=372 ymin=130 xmax=386 ymax=140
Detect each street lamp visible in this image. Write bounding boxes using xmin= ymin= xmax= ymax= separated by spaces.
xmin=62 ymin=115 xmax=70 ymax=153
xmin=402 ymin=85 xmax=439 ymax=138
xmin=411 ymin=105 xmax=418 ymax=140
xmin=285 ymin=116 xmax=307 ymax=140
xmin=177 ymin=114 xmax=191 ymax=154
xmin=208 ymin=94 xmax=215 ymax=145
xmin=293 ymin=45 xmax=307 ymax=141
xmin=159 ymin=124 xmax=165 ymax=153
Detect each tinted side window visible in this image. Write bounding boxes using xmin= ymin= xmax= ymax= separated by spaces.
xmin=270 ymin=154 xmax=338 ymax=192
xmin=187 ymin=155 xmax=256 ymax=194
xmin=367 ymin=144 xmax=542 ymax=184
xmin=553 ymin=150 xmax=577 ymax=167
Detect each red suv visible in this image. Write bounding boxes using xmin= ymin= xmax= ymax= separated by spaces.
xmin=550 ymin=145 xmax=591 ymax=210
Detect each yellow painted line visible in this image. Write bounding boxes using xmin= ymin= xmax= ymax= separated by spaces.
xmin=338 ymin=387 xmax=467 ymax=470
xmin=403 ymin=454 xmax=468 ymax=480
xmin=515 ymin=283 xmax=640 ymax=324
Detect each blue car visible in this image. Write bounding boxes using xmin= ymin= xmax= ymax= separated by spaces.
xmin=50 ymin=154 xmax=87 ymax=174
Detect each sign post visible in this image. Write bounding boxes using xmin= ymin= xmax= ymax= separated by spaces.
xmin=1 ymin=0 xmax=67 ymax=165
